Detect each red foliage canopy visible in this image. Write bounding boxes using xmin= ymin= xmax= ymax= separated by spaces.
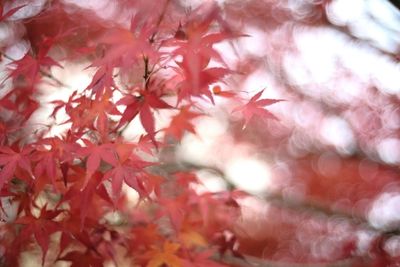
xmin=0 ymin=0 xmax=400 ymax=266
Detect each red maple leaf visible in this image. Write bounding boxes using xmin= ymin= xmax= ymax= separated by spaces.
xmin=78 ymin=140 xmax=118 ymax=189
xmin=15 ymin=205 xmax=64 ymax=265
xmin=117 ymin=90 xmax=172 ymax=144
xmin=163 ymin=106 xmax=202 ymax=141
xmin=233 ymin=89 xmax=282 ymax=127
xmin=60 ymin=91 xmax=120 ymax=137
xmin=129 ymin=223 xmax=163 ymax=254
xmin=0 ymin=145 xmax=33 ymax=190
xmin=58 ymin=224 xmax=123 ymax=266
xmin=84 ymin=65 xmax=116 ymax=99
xmin=167 ymin=4 xmax=243 ymax=102
xmin=0 ymin=4 xmax=26 ymax=22
xmin=7 ymin=51 xmax=62 ymax=85
xmin=90 ymin=16 xmax=156 ymax=70
xmin=103 ymin=143 xmax=157 ymax=200
xmin=169 ymin=3 xmax=230 ymax=69
xmin=32 ymin=137 xmax=79 ymax=190
xmin=0 ymin=86 xmax=39 ymax=122
xmin=175 ymin=65 xmax=232 ymax=103
xmin=59 ymin=170 xmax=112 ymax=229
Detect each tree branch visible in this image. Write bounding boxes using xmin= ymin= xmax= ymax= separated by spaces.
xmin=161 ymin=160 xmax=385 ymax=234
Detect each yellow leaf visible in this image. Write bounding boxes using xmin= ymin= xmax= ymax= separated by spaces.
xmin=146 ymin=241 xmax=182 ymax=267
xmin=180 ymin=230 xmax=207 ymax=248
xmin=147 ymin=254 xmax=181 ymax=267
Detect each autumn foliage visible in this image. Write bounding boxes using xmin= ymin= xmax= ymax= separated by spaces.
xmin=1 ymin=0 xmax=400 ymax=266
xmin=0 ymin=0 xmax=279 ymax=266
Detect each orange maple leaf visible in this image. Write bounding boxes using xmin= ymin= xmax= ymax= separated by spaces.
xmin=147 ymin=241 xmax=182 ymax=267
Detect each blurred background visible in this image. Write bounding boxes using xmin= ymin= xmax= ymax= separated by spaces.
xmin=1 ymin=0 xmax=400 ymax=266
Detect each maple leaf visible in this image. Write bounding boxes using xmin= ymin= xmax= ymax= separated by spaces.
xmin=175 ymin=65 xmax=232 ymax=103
xmin=58 ymin=231 xmax=73 ymax=256
xmin=169 ymin=3 xmax=230 ymax=69
xmin=0 ymin=4 xmax=26 ymax=22
xmin=130 ymin=223 xmax=163 ymax=252
xmin=32 ymin=137 xmax=78 ymax=190
xmin=84 ymin=65 xmax=116 ymax=99
xmin=0 ymin=145 xmax=33 ymax=190
xmin=146 ymin=241 xmax=182 ymax=267
xmin=233 ymin=89 xmax=283 ymax=127
xmin=137 ymin=134 xmax=160 ymax=155
xmin=50 ymin=90 xmax=78 ymax=119
xmin=60 ymin=171 xmax=112 ymax=229
xmin=0 ymin=120 xmax=20 ymax=145
xmin=0 ymin=95 xmax=16 ymax=110
xmin=79 ymin=140 xmax=119 ymax=189
xmin=175 ymin=172 xmax=200 ymax=188
xmin=103 ymin=143 xmax=157 ymax=200
xmin=15 ymin=205 xmax=64 ymax=265
xmin=7 ymin=51 xmax=61 ymax=86
xmin=33 ymin=151 xmax=58 ymax=188
xmin=116 ymin=94 xmax=141 ymax=128
xmin=62 ymin=91 xmax=120 ymax=136
xmin=167 ymin=4 xmax=243 ymax=102
xmin=0 ymin=86 xmax=39 ymax=122
xmin=164 ymin=106 xmax=202 ymax=141
xmin=117 ymin=91 xmax=172 ymax=144
xmin=6 ymin=181 xmax=39 ymax=217
xmin=59 ymin=225 xmax=125 ymax=267
xmin=157 ymin=194 xmax=188 ymax=231
xmin=91 ymin=16 xmax=156 ymax=70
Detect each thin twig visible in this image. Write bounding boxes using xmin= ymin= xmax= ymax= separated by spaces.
xmin=161 ymin=161 xmax=385 ymax=234
xmin=143 ymin=55 xmax=151 ymax=89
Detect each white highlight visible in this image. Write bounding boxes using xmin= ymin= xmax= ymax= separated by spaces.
xmin=225 ymin=157 xmax=271 ymax=194
xmin=320 ymin=116 xmax=355 ymax=154
xmin=369 ymin=193 xmax=400 ymax=229
xmin=377 ymin=138 xmax=400 ymax=164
